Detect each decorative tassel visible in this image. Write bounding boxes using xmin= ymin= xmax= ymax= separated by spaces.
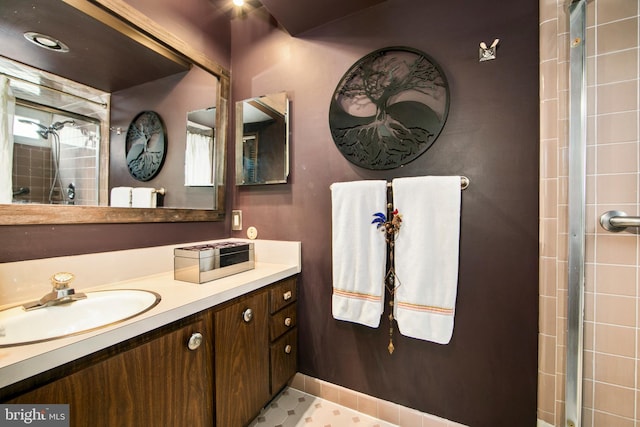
xmin=388 ymin=303 xmax=395 ymax=354
xmin=372 ymin=205 xmax=402 ymax=354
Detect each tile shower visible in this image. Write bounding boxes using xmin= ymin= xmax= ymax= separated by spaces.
xmin=11 ymin=122 xmax=99 ymax=205
xmin=539 ymin=0 xmax=640 ymax=425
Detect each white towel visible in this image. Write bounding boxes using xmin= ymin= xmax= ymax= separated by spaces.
xmin=331 ymin=180 xmax=387 ymax=328
xmin=132 ymin=187 xmax=157 ymax=208
xmin=110 ymin=187 xmax=132 ymax=207
xmin=392 ymin=176 xmax=461 ymax=344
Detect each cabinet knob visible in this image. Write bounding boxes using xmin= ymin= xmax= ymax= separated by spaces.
xmin=283 ymin=290 xmax=292 ymax=301
xmin=242 ymin=308 xmax=253 ymax=323
xmin=284 ymin=317 xmax=292 ymax=327
xmin=284 ymin=344 xmax=292 ymax=354
xmin=188 ymin=332 xmax=203 ymax=351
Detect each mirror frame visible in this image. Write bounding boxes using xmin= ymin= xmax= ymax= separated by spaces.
xmin=0 ymin=0 xmax=229 ymax=225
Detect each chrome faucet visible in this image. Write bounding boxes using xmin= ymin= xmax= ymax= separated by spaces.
xmin=23 ymin=272 xmax=87 ymax=311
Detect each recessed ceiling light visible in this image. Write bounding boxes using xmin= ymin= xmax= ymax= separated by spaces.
xmin=233 ymin=0 xmax=245 ymax=6
xmin=23 ymin=32 xmax=69 ymax=53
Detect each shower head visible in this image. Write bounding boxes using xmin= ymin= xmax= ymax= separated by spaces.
xmin=18 ymin=119 xmax=75 ymax=139
xmin=18 ymin=119 xmax=47 ymax=132
xmin=50 ymin=120 xmax=75 ymax=131
xmin=18 ymin=119 xmax=50 ymax=139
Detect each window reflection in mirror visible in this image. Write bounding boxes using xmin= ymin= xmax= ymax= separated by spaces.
xmin=235 ymin=92 xmax=289 ymax=186
xmin=185 ymin=107 xmax=216 ymax=187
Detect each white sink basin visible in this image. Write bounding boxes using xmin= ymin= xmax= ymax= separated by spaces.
xmin=0 ymin=289 xmax=161 ymax=347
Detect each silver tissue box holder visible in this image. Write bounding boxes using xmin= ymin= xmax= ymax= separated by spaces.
xmin=174 ymin=241 xmax=255 ymax=284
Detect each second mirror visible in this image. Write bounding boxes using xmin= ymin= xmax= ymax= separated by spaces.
xmin=235 ymin=92 xmax=289 ymax=185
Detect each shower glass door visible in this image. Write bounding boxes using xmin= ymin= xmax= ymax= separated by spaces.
xmin=567 ymin=0 xmax=640 ymax=425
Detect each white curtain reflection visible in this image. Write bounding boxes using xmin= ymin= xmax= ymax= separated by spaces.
xmin=0 ymin=76 xmax=15 ymax=203
xmin=185 ymin=129 xmax=213 ymax=186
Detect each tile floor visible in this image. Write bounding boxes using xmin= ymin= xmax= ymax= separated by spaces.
xmin=249 ymin=387 xmax=397 ymax=427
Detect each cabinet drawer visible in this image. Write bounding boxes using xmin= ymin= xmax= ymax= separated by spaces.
xmin=270 ymin=327 xmax=297 ymax=395
xmin=269 ymin=303 xmax=297 ymax=341
xmin=269 ymin=278 xmax=297 ymax=314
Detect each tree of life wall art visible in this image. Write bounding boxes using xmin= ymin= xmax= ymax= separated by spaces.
xmin=329 ymin=47 xmax=450 ymax=170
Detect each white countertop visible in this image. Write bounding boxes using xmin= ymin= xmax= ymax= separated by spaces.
xmin=0 ymin=239 xmax=301 ymax=389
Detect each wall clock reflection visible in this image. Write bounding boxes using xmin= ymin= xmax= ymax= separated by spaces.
xmin=125 ymin=111 xmax=167 ymax=181
xmin=329 ymin=46 xmax=450 ymax=170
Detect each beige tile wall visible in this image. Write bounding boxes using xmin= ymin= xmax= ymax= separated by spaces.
xmin=290 ymin=373 xmax=467 ymax=427
xmin=539 ymin=0 xmax=640 ymax=425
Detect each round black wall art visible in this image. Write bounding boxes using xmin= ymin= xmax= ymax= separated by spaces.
xmin=125 ymin=111 xmax=167 ymax=181
xmin=329 ymin=46 xmax=450 ymax=170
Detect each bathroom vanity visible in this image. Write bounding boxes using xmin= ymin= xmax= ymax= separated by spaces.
xmin=0 ymin=239 xmax=301 ymax=427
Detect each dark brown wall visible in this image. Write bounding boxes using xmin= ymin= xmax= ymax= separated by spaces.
xmin=230 ymin=1 xmax=539 ymax=426
xmin=0 ymin=222 xmax=226 ymax=262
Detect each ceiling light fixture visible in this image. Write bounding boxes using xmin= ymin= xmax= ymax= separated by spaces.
xmin=233 ymin=0 xmax=245 ymax=6
xmin=23 ymin=32 xmax=69 ymax=53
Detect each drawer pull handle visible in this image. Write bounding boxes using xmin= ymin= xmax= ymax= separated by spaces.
xmin=284 ymin=317 xmax=292 ymax=327
xmin=188 ymin=333 xmax=203 ymax=351
xmin=283 ymin=290 xmax=292 ymax=301
xmin=284 ymin=344 xmax=292 ymax=354
xmin=242 ymin=308 xmax=253 ymax=323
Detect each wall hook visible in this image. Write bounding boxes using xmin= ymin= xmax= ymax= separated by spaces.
xmin=479 ymin=38 xmax=500 ymax=62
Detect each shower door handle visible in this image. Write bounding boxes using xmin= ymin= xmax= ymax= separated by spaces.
xmin=599 ymin=210 xmax=640 ymax=232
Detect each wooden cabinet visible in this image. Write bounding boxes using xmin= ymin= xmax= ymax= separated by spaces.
xmin=3 ymin=311 xmax=214 ymax=427
xmin=214 ymin=290 xmax=270 ymax=427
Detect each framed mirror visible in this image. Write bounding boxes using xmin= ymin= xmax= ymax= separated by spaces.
xmin=235 ymin=92 xmax=289 ymax=186
xmin=0 ymin=0 xmax=229 ymax=224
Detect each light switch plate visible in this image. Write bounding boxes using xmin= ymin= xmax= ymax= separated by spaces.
xmin=231 ymin=210 xmax=242 ymax=231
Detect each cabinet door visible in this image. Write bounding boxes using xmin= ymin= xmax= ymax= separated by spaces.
xmin=215 ymin=290 xmax=270 ymax=427
xmin=270 ymin=327 xmax=297 ymax=395
xmin=7 ymin=312 xmax=214 ymax=427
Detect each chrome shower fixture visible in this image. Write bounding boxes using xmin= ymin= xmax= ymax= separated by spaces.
xmin=17 ymin=118 xmax=75 ymax=204
xmin=18 ymin=119 xmax=49 ymax=139
xmin=50 ymin=120 xmax=75 ymax=131
xmin=18 ymin=119 xmax=75 ymax=139
xmin=18 ymin=118 xmax=47 ymax=131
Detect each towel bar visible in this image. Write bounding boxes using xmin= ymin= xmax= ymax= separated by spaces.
xmin=599 ymin=210 xmax=640 ymax=232
xmin=384 ymin=176 xmax=470 ymax=190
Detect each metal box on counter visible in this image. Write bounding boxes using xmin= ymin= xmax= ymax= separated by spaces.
xmin=174 ymin=241 xmax=255 ymax=284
